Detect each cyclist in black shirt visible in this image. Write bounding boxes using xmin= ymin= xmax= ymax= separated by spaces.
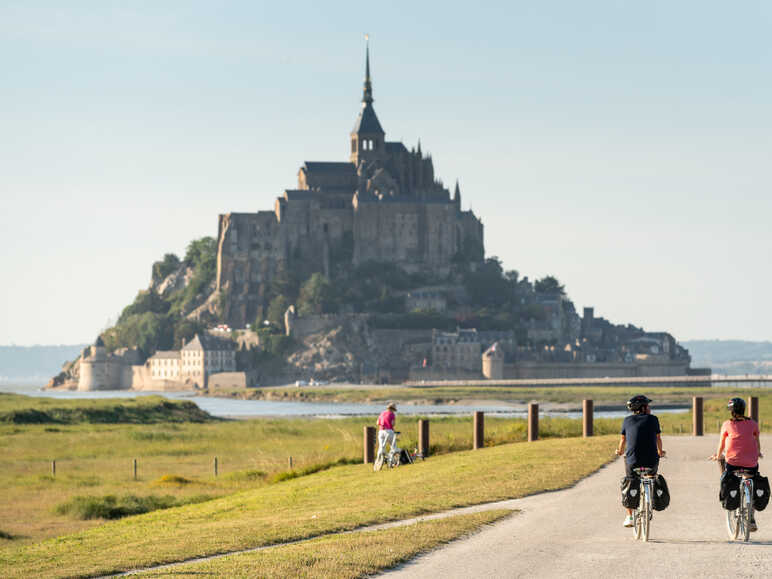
xmin=616 ymin=395 xmax=666 ymax=527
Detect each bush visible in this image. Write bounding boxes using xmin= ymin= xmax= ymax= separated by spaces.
xmin=154 ymin=474 xmax=193 ymax=485
xmin=54 ymin=493 xmax=213 ymax=520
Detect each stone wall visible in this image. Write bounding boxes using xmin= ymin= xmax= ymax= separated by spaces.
xmin=501 ymin=360 xmax=690 ymax=380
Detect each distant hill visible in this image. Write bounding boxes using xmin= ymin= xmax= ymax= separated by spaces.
xmin=0 ymin=345 xmax=87 ymax=384
xmin=682 ymin=340 xmax=772 ymax=375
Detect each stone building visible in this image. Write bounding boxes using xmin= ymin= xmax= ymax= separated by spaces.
xmin=78 ymin=337 xmax=141 ymax=391
xmin=432 ymin=328 xmax=482 ymax=372
xmin=215 ymin=44 xmax=484 ymax=328
xmin=146 ymin=333 xmax=236 ymax=387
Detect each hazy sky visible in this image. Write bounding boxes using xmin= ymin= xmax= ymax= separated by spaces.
xmin=1 ymin=1 xmax=770 ymax=345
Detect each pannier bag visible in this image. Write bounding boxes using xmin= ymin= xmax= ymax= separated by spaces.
xmin=652 ymin=474 xmax=670 ymax=511
xmin=620 ymin=476 xmax=640 ymax=509
xmin=399 ymin=449 xmax=413 ymax=465
xmin=720 ymin=471 xmax=741 ymax=510
xmin=753 ymin=473 xmax=770 ymax=511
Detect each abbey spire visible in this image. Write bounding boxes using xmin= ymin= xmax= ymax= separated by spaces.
xmin=350 ymin=36 xmax=385 ymax=165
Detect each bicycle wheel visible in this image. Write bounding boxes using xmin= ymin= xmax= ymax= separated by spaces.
xmin=373 ymin=453 xmax=384 ymax=472
xmin=726 ymin=508 xmax=740 ymax=540
xmin=642 ymin=495 xmax=651 ymax=542
xmin=742 ymin=483 xmax=753 ymax=542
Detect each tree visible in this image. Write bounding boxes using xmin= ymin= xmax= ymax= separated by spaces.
xmin=534 ymin=275 xmax=565 ymax=295
xmin=266 ymin=294 xmax=290 ymax=326
xmin=152 ymin=253 xmax=181 ymax=283
xmin=463 ymin=257 xmax=511 ymax=307
xmin=297 ymin=273 xmax=334 ymax=316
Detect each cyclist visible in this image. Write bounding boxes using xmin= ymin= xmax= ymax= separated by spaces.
xmin=709 ymin=397 xmax=763 ymax=531
xmin=616 ymin=394 xmax=666 ymax=527
xmin=376 ymin=402 xmax=400 ymax=461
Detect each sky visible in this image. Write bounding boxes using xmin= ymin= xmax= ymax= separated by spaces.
xmin=1 ymin=1 xmax=770 ymax=345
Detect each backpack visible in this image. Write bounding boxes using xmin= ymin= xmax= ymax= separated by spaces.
xmin=720 ymin=471 xmax=741 ymax=510
xmin=399 ymin=449 xmax=413 ymax=465
xmin=753 ymin=473 xmax=770 ymax=511
xmin=652 ymin=474 xmax=670 ymax=511
xmin=620 ymin=476 xmax=640 ymax=509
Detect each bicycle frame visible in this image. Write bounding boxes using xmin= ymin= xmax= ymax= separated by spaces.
xmin=726 ymin=471 xmax=755 ymax=542
xmin=633 ymin=467 xmax=655 ymax=542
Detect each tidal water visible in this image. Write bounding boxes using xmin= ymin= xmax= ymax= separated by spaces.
xmin=0 ymin=383 xmax=688 ymax=419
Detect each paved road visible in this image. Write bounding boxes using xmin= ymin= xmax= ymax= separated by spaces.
xmin=383 ymin=436 xmax=772 ymax=579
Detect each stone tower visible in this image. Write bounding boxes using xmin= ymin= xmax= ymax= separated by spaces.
xmin=350 ymin=39 xmax=385 ymax=166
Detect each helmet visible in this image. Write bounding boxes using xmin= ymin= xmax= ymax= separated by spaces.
xmin=728 ymin=397 xmax=746 ymax=415
xmin=627 ymin=395 xmax=652 ymax=412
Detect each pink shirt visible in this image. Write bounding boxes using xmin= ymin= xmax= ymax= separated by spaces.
xmin=721 ymin=418 xmax=759 ymax=467
xmin=377 ymin=410 xmax=395 ymax=431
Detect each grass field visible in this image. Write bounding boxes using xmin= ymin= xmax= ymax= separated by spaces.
xmin=0 ymin=435 xmax=615 ymax=577
xmin=138 ymin=509 xmax=515 ymax=578
xmin=1 ymin=390 xmax=769 ymax=547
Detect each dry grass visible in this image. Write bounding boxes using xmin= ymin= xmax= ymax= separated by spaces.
xmin=138 ymin=509 xmax=514 ymax=578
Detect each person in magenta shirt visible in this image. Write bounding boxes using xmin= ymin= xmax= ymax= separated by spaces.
xmin=376 ymin=402 xmax=399 ymax=461
xmin=710 ymin=397 xmax=764 ymax=530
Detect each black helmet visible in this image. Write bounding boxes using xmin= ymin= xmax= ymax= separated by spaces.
xmin=728 ymin=397 xmax=746 ymax=415
xmin=627 ymin=395 xmax=652 ymax=412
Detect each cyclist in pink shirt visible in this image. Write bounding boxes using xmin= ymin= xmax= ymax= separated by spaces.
xmin=710 ymin=397 xmax=763 ymax=530
xmin=376 ymin=402 xmax=399 ymax=460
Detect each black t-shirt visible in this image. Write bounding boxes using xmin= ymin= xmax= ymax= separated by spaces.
xmin=621 ymin=413 xmax=661 ymax=466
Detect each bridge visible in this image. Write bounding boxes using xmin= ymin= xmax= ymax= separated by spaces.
xmin=405 ymin=374 xmax=772 ymax=389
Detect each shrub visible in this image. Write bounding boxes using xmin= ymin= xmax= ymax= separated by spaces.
xmin=54 ymin=493 xmax=214 ymax=520
xmin=154 ymin=474 xmax=193 ymax=485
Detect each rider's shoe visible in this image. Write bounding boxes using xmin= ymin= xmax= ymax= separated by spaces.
xmin=750 ymin=517 xmax=758 ymax=532
xmin=623 ymin=515 xmax=634 ymax=527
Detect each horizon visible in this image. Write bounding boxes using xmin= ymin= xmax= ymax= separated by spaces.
xmin=1 ymin=1 xmax=770 ymax=344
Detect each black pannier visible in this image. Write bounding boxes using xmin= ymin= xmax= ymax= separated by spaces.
xmin=652 ymin=474 xmax=670 ymax=511
xmin=620 ymin=476 xmax=640 ymax=509
xmin=399 ymin=449 xmax=413 ymax=465
xmin=720 ymin=471 xmax=741 ymax=510
xmin=753 ymin=473 xmax=770 ymax=511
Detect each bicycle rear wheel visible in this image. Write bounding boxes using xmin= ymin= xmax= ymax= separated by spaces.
xmin=726 ymin=508 xmax=740 ymax=540
xmin=742 ymin=484 xmax=753 ymax=542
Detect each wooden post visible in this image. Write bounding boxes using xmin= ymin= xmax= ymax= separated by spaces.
xmin=133 ymin=458 xmax=137 ymax=481
xmin=363 ymin=426 xmax=376 ymax=463
xmin=288 ymin=456 xmax=293 ymax=469
xmin=51 ymin=460 xmax=56 ymax=477
xmin=473 ymin=411 xmax=484 ymax=449
xmin=528 ymin=403 xmax=539 ymax=442
xmin=748 ymin=396 xmax=759 ymax=423
xmin=214 ymin=456 xmax=218 ymax=477
xmin=418 ymin=419 xmax=430 ymax=457
xmin=582 ymin=399 xmax=593 ymax=437
xmin=693 ymin=396 xmax=703 ymax=436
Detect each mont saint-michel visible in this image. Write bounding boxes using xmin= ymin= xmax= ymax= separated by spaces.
xmin=49 ymin=47 xmax=704 ymax=391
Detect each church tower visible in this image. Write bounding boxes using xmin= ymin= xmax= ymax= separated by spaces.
xmin=350 ymin=39 xmax=385 ymax=165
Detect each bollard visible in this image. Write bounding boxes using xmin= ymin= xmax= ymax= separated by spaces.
xmin=418 ymin=419 xmax=430 ymax=457
xmin=748 ymin=396 xmax=759 ymax=423
xmin=289 ymin=456 xmax=293 ymax=469
xmin=582 ymin=399 xmax=593 ymax=437
xmin=51 ymin=460 xmax=56 ymax=477
xmin=214 ymin=456 xmax=218 ymax=477
xmin=693 ymin=397 xmax=703 ymax=436
xmin=363 ymin=426 xmax=376 ymax=463
xmin=473 ymin=411 xmax=485 ymax=449
xmin=133 ymin=458 xmax=137 ymax=481
xmin=528 ymin=403 xmax=539 ymax=442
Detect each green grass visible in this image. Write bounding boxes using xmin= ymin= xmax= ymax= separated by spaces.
xmin=54 ymin=493 xmax=214 ymax=520
xmin=138 ymin=509 xmax=514 ymax=578
xmin=0 ymin=435 xmax=615 ymax=577
xmin=0 ymin=393 xmax=213 ymax=424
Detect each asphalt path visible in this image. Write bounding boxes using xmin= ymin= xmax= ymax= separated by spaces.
xmin=383 ymin=435 xmax=772 ymax=579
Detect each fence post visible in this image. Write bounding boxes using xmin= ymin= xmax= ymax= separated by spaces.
xmin=582 ymin=399 xmax=593 ymax=437
xmin=693 ymin=396 xmax=703 ymax=436
xmin=214 ymin=456 xmax=218 ymax=477
xmin=528 ymin=403 xmax=539 ymax=442
xmin=363 ymin=426 xmax=376 ymax=463
xmin=133 ymin=458 xmax=137 ymax=481
xmin=288 ymin=456 xmax=293 ymax=469
xmin=418 ymin=419 xmax=430 ymax=457
xmin=51 ymin=460 xmax=56 ymax=478
xmin=748 ymin=396 xmax=759 ymax=423
xmin=473 ymin=411 xmax=485 ymax=449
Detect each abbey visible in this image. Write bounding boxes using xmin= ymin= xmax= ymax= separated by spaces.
xmin=215 ymin=46 xmax=484 ymax=328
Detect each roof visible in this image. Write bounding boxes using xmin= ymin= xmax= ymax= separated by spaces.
xmin=284 ymin=189 xmax=315 ymax=201
xmin=302 ymin=162 xmax=356 ymax=175
xmin=385 ymin=142 xmax=407 ymax=154
xmin=149 ymin=350 xmax=180 ymax=360
xmin=182 ymin=333 xmax=236 ymax=352
xmin=352 ymin=103 xmax=384 ymax=135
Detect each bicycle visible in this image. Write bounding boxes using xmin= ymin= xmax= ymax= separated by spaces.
xmin=726 ymin=469 xmax=756 ymax=542
xmin=632 ymin=466 xmax=656 ymax=541
xmin=373 ymin=431 xmax=403 ymax=471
